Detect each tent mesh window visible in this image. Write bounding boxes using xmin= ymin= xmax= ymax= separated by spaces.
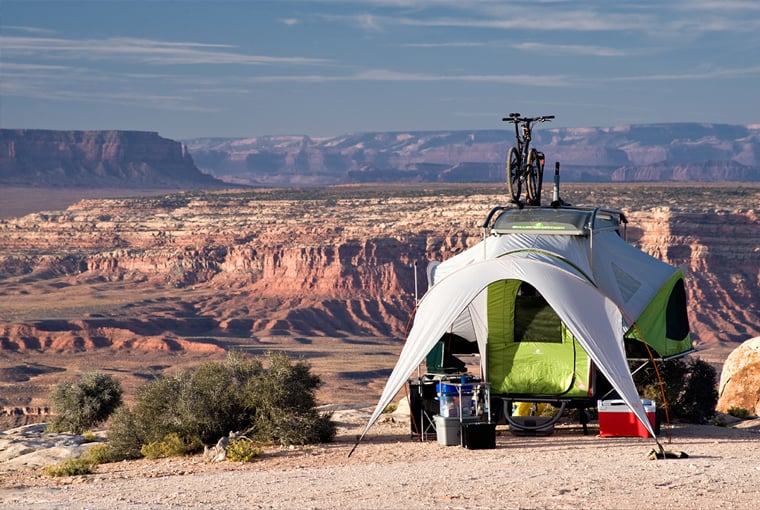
xmin=513 ymin=283 xmax=562 ymax=343
xmin=666 ymin=278 xmax=690 ymax=341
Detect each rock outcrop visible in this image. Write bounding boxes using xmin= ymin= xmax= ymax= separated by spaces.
xmin=717 ymin=337 xmax=760 ymax=416
xmin=0 ymin=129 xmax=225 ymax=188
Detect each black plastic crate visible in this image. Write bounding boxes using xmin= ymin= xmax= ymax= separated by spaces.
xmin=462 ymin=422 xmax=496 ymax=449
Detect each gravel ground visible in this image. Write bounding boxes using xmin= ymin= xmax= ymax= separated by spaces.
xmin=1 ymin=408 xmax=760 ymax=510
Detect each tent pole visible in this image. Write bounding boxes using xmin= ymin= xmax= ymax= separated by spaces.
xmin=413 ymin=261 xmax=418 ymax=306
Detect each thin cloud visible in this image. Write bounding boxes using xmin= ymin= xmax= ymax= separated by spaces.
xmin=2 ymin=25 xmax=57 ymax=35
xmin=399 ymin=41 xmax=486 ymax=48
xmin=0 ymin=35 xmax=330 ymax=66
xmin=248 ymin=68 xmax=571 ymax=86
xmin=0 ymin=62 xmax=72 ymax=72
xmin=328 ymin=3 xmax=757 ymax=37
xmin=513 ymin=42 xmax=627 ymax=57
xmin=395 ymin=12 xmax=651 ymax=32
xmin=676 ymin=0 xmax=760 ymax=11
xmin=604 ymin=64 xmax=760 ymax=82
xmin=1 ymin=79 xmax=219 ymax=113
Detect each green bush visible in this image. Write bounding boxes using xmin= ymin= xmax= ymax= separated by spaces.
xmin=104 ymin=405 xmax=145 ymax=461
xmin=81 ymin=430 xmax=99 ymax=443
xmin=106 ymin=351 xmax=335 ymax=460
xmin=633 ymin=356 xmax=718 ymax=424
xmin=382 ymin=403 xmax=398 ymax=414
xmin=727 ymin=406 xmax=750 ymax=419
xmin=80 ymin=443 xmax=116 ymax=465
xmin=47 ymin=372 xmax=123 ymax=434
xmin=141 ymin=432 xmax=199 ymax=459
xmin=226 ymin=437 xmax=263 ymax=462
xmin=43 ymin=458 xmax=94 ymax=477
xmin=675 ymin=358 xmax=718 ymax=424
xmin=245 ymin=352 xmax=336 ymax=446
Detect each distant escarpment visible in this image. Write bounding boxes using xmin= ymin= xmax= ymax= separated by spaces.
xmin=0 ymin=129 xmax=226 ymax=188
xmin=184 ymin=123 xmax=760 ymax=186
xmin=0 ymin=183 xmax=757 ymax=355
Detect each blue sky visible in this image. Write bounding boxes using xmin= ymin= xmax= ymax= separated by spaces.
xmin=2 ymin=0 xmax=759 ymax=140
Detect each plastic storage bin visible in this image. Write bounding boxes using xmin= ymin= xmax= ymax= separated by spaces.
xmin=436 ymin=382 xmax=474 ymax=418
xmin=434 ymin=415 xmax=480 ymax=446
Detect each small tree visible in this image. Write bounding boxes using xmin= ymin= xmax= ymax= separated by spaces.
xmin=675 ymin=357 xmax=718 ymax=424
xmin=245 ymin=351 xmax=336 ymax=445
xmin=48 ymin=372 xmax=123 ymax=434
xmin=633 ymin=356 xmax=718 ymax=424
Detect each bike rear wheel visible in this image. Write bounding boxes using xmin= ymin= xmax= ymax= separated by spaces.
xmin=506 ymin=146 xmax=522 ymax=202
xmin=526 ymin=149 xmax=541 ymax=202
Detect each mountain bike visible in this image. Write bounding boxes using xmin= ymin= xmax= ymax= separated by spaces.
xmin=502 ymin=113 xmax=554 ymax=204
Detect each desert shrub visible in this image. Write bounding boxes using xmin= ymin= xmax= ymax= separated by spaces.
xmin=81 ymin=430 xmax=99 ymax=443
xmin=107 ymin=354 xmax=260 ymax=459
xmin=226 ymin=437 xmax=263 ymax=462
xmin=727 ymin=406 xmax=750 ymax=419
xmin=634 ymin=358 xmax=687 ymax=410
xmin=141 ymin=432 xmax=199 ymax=459
xmin=674 ymin=358 xmax=718 ymax=424
xmin=633 ymin=356 xmax=718 ymax=424
xmin=105 ymin=405 xmax=145 ymax=461
xmin=81 ymin=443 xmax=116 ymax=465
xmin=106 ymin=351 xmax=334 ymax=459
xmin=43 ymin=458 xmax=94 ymax=477
xmin=47 ymin=372 xmax=123 ymax=434
xmin=382 ymin=403 xmax=398 ymax=414
xmin=245 ymin=352 xmax=336 ymax=446
xmin=710 ymin=416 xmax=727 ymax=427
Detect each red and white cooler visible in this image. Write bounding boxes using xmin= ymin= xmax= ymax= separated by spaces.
xmin=597 ymin=399 xmax=656 ymax=438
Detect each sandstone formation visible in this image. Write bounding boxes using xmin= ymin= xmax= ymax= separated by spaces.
xmin=717 ymin=337 xmax=760 ymax=416
xmin=0 ymin=183 xmax=757 ymax=355
xmin=0 ymin=129 xmax=225 ymax=188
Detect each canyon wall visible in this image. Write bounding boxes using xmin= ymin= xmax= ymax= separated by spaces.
xmin=0 ymin=183 xmax=757 ymax=353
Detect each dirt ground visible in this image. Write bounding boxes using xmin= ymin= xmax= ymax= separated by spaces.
xmin=1 ymin=405 xmax=759 ymax=510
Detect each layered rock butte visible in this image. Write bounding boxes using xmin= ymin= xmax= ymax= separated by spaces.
xmin=0 ymin=129 xmax=225 ymax=188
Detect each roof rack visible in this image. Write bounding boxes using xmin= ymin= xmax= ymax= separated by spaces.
xmin=482 ymin=205 xmax=628 ymax=238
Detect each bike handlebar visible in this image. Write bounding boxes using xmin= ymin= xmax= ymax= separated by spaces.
xmin=502 ymin=114 xmax=554 ymax=124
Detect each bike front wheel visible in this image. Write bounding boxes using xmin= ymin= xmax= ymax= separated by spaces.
xmin=506 ymin=146 xmax=522 ymax=203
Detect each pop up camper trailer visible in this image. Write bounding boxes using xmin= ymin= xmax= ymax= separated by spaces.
xmin=354 ymin=204 xmax=692 ymax=450
xmin=426 ymin=205 xmax=692 ymax=430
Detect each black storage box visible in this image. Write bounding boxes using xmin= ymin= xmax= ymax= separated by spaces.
xmin=461 ymin=422 xmax=496 ymax=449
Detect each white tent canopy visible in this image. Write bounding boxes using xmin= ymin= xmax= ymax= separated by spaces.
xmin=354 ymin=255 xmax=658 ymax=450
xmin=431 ymin=231 xmax=678 ymax=325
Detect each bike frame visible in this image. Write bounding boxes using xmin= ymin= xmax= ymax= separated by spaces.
xmin=513 ymin=120 xmax=532 ymax=166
